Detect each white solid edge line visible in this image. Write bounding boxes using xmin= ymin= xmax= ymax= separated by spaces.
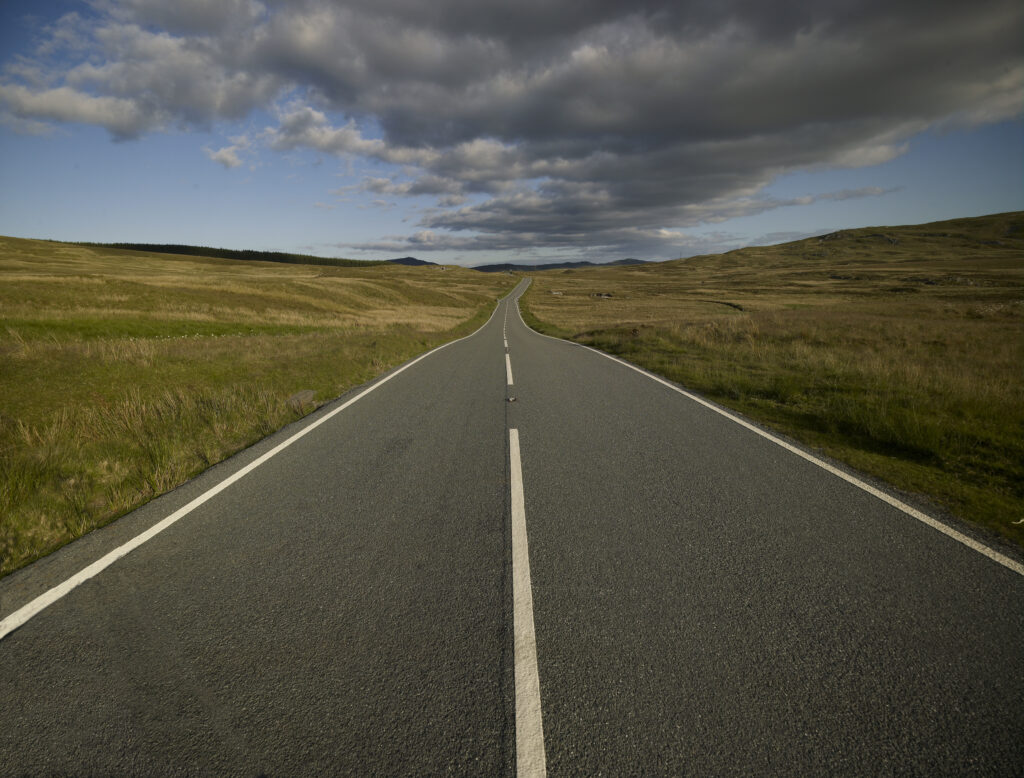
xmin=0 ymin=292 xmax=513 ymax=642
xmin=511 ymin=294 xmax=1024 ymax=578
xmin=506 ymin=353 xmax=515 ymax=386
xmin=509 ymin=428 xmax=547 ymax=778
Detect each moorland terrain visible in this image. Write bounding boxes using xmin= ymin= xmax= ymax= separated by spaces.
xmin=0 ymin=238 xmax=514 ymax=576
xmin=520 ymin=211 xmax=1024 ymax=551
xmin=2 ymin=211 xmax=1021 ymax=577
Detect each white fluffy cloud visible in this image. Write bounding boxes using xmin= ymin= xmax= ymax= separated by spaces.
xmin=203 ymin=135 xmax=251 ymax=168
xmin=0 ymin=83 xmax=155 ymax=139
xmin=1 ymin=0 xmax=1020 ymax=256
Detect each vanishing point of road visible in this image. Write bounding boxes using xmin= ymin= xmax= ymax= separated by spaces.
xmin=1 ymin=280 xmax=1021 ymax=775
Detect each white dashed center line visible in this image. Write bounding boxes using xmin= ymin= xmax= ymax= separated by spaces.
xmin=509 ymin=429 xmax=546 ymax=777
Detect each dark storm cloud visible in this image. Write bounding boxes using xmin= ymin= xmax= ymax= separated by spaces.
xmin=1 ymin=0 xmax=1020 ymax=256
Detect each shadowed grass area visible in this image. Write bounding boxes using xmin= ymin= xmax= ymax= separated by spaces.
xmin=520 ymin=211 xmax=1024 ymax=551
xmin=0 ymin=237 xmax=515 ymax=576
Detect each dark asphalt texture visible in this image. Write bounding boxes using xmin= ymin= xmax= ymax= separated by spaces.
xmin=1 ymin=280 xmax=1022 ymax=775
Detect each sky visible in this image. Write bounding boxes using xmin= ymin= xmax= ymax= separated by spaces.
xmin=0 ymin=0 xmax=1021 ymax=266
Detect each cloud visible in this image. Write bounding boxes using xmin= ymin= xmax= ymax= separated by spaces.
xmin=2 ymin=0 xmax=1021 ymax=255
xmin=0 ymin=111 xmax=55 ymax=136
xmin=347 ymin=174 xmax=464 ymax=198
xmin=349 ymin=185 xmax=897 ymax=257
xmin=346 ymin=224 xmax=731 ymax=260
xmin=95 ymin=0 xmax=267 ymax=35
xmin=204 ymin=145 xmax=242 ymax=168
xmin=265 ymin=104 xmax=440 ymax=167
xmin=0 ymin=83 xmax=155 ymax=138
xmin=3 ymin=14 xmax=281 ymax=138
xmin=203 ymin=135 xmax=250 ymax=168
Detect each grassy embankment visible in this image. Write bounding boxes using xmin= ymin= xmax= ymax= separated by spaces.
xmin=520 ymin=212 xmax=1024 ymax=550
xmin=0 ymin=237 xmax=515 ymax=576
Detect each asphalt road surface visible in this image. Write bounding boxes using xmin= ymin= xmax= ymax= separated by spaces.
xmin=2 ymin=280 xmax=1022 ymax=776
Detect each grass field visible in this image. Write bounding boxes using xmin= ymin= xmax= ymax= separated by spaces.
xmin=0 ymin=237 xmax=515 ymax=577
xmin=520 ymin=211 xmax=1024 ymax=551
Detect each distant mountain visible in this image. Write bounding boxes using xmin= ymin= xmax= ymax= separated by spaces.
xmin=385 ymin=256 xmax=437 ymax=266
xmin=472 ymin=258 xmax=649 ymax=272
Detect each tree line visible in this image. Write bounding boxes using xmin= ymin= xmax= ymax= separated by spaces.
xmin=77 ymin=242 xmax=385 ymax=268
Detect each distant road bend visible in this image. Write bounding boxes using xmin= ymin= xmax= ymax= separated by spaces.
xmin=1 ymin=279 xmax=1021 ymax=775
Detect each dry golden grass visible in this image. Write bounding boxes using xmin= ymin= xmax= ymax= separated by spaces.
xmin=520 ymin=211 xmax=1024 ymax=550
xmin=0 ymin=237 xmax=515 ymax=576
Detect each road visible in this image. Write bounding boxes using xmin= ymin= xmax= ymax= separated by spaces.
xmin=1 ymin=279 xmax=1022 ymax=775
